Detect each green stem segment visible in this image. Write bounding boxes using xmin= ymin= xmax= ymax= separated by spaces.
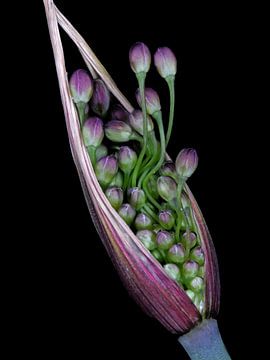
xmin=165 ymin=75 xmax=175 ymax=147
xmin=76 ymin=102 xmax=86 ymax=126
xmin=178 ymin=319 xmax=231 ymax=360
xmin=87 ymin=145 xmax=96 ymax=167
xmin=131 ymin=72 xmax=148 ymax=187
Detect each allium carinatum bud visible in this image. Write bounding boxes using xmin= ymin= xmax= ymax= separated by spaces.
xmin=90 ymin=79 xmax=110 ymax=117
xmin=82 ymin=117 xmax=104 ymax=148
xmin=136 ymin=230 xmax=156 ymax=250
xmin=167 ymin=244 xmax=186 ymax=264
xmin=69 ymin=69 xmax=93 ymax=103
xmin=95 ymin=155 xmax=118 ymax=188
xmin=118 ymin=146 xmax=137 ymax=174
xmin=105 ymin=187 xmax=123 ymax=210
xmin=158 ymin=210 xmax=175 ymax=230
xmin=154 ymin=47 xmax=177 ymax=79
xmin=156 ymin=230 xmax=174 ymax=250
xmin=128 ymin=187 xmax=146 ymax=210
xmin=95 ymin=144 xmax=108 ymax=162
xmin=105 ymin=120 xmax=134 ymax=142
xmin=129 ymin=42 xmax=151 ymax=74
xmin=135 ymin=213 xmax=153 ymax=230
xmin=118 ymin=203 xmax=136 ymax=225
xmin=182 ymin=231 xmax=197 ymax=249
xmin=157 ymin=176 xmax=177 ymax=202
xmin=164 ymin=264 xmax=181 ymax=282
xmin=129 ymin=110 xmax=154 ymax=135
xmin=175 ymin=148 xmax=198 ymax=179
xmin=136 ymin=88 xmax=161 ymax=115
xmin=190 ymin=246 xmax=205 ymax=266
xmin=160 ymin=161 xmax=177 ymax=180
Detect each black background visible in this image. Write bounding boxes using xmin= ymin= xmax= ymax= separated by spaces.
xmin=31 ymin=1 xmax=261 ymax=358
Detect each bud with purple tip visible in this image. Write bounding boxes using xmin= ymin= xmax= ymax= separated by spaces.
xmin=118 ymin=146 xmax=137 ymax=174
xmin=156 ymin=230 xmax=174 ymax=250
xmin=164 ymin=264 xmax=181 ymax=282
xmin=69 ymin=69 xmax=93 ymax=104
xmin=105 ymin=120 xmax=136 ymax=143
xmin=136 ymin=88 xmax=161 ymax=115
xmin=90 ymin=79 xmax=110 ymax=117
xmin=135 ymin=213 xmax=153 ymax=230
xmin=182 ymin=260 xmax=199 ymax=282
xmin=111 ymin=104 xmax=130 ymax=123
xmin=136 ymin=230 xmax=156 ymax=250
xmin=154 ymin=47 xmax=177 ymax=79
xmin=95 ymin=144 xmax=108 ymax=162
xmin=157 ymin=176 xmax=177 ymax=202
xmin=95 ymin=155 xmax=118 ymax=188
xmin=158 ymin=210 xmax=175 ymax=230
xmin=128 ymin=187 xmax=146 ymax=210
xmin=188 ymin=276 xmax=204 ymax=293
xmin=175 ymin=148 xmax=198 ymax=179
xmin=82 ymin=117 xmax=104 ymax=148
xmin=129 ymin=42 xmax=151 ymax=74
xmin=190 ymin=246 xmax=205 ymax=266
xmin=160 ymin=161 xmax=177 ymax=180
xmin=118 ymin=203 xmax=136 ymax=225
xmin=105 ymin=187 xmax=124 ymax=210
xmin=167 ymin=243 xmax=186 ymax=264
xmin=182 ymin=231 xmax=197 ymax=249
xmin=129 ymin=110 xmax=154 ymax=135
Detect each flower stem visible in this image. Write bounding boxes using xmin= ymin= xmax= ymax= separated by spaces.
xmin=178 ymin=319 xmax=231 ymax=360
xmin=165 ymin=75 xmax=175 ymax=147
xmin=76 ymin=101 xmax=86 ymax=126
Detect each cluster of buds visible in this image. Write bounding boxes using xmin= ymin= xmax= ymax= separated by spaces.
xmin=68 ymin=41 xmax=220 ymax=338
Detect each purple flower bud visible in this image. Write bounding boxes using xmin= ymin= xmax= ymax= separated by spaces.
xmin=136 ymin=88 xmax=161 ymax=115
xmin=154 ymin=47 xmax=177 ymax=78
xmin=182 ymin=260 xmax=199 ymax=281
xmin=105 ymin=187 xmax=124 ymax=210
xmin=95 ymin=144 xmax=108 ymax=162
xmin=136 ymin=230 xmax=156 ymax=250
xmin=135 ymin=213 xmax=153 ymax=230
xmin=164 ymin=264 xmax=181 ymax=282
xmin=111 ymin=104 xmax=130 ymax=123
xmin=188 ymin=276 xmax=204 ymax=293
xmin=190 ymin=246 xmax=205 ymax=266
xmin=182 ymin=231 xmax=197 ymax=249
xmin=175 ymin=148 xmax=198 ymax=179
xmin=90 ymin=79 xmax=110 ymax=117
xmin=95 ymin=155 xmax=118 ymax=188
xmin=105 ymin=120 xmax=134 ymax=142
xmin=69 ymin=69 xmax=93 ymax=103
xmin=127 ymin=187 xmax=146 ymax=210
xmin=167 ymin=243 xmax=186 ymax=264
xmin=157 ymin=176 xmax=177 ymax=202
xmin=129 ymin=42 xmax=151 ymax=74
xmin=118 ymin=146 xmax=137 ymax=174
xmin=156 ymin=230 xmax=174 ymax=250
xmin=158 ymin=210 xmax=175 ymax=230
xmin=129 ymin=110 xmax=154 ymax=135
xmin=109 ymin=171 xmax=124 ymax=188
xmin=160 ymin=161 xmax=177 ymax=180
xmin=118 ymin=203 xmax=136 ymax=225
xmin=82 ymin=117 xmax=104 ymax=147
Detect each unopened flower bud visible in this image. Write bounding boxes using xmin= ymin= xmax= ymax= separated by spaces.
xmin=95 ymin=155 xmax=118 ymax=188
xmin=175 ymin=148 xmax=198 ymax=179
xmin=129 ymin=110 xmax=154 ymax=135
xmin=135 ymin=213 xmax=153 ymax=230
xmin=128 ymin=187 xmax=146 ymax=210
xmin=190 ymin=246 xmax=205 ymax=266
xmin=156 ymin=230 xmax=174 ymax=250
xmin=109 ymin=171 xmax=124 ymax=187
xmin=105 ymin=120 xmax=134 ymax=142
xmin=157 ymin=176 xmax=177 ymax=202
xmin=160 ymin=161 xmax=177 ymax=180
xmin=82 ymin=117 xmax=104 ymax=147
xmin=129 ymin=42 xmax=151 ymax=74
xmin=158 ymin=210 xmax=175 ymax=230
xmin=136 ymin=229 xmax=156 ymax=250
xmin=69 ymin=69 xmax=93 ymax=103
xmin=95 ymin=144 xmax=108 ymax=162
xmin=182 ymin=231 xmax=197 ymax=249
xmin=164 ymin=264 xmax=181 ymax=282
xmin=151 ymin=248 xmax=165 ymax=263
xmin=111 ymin=104 xmax=130 ymax=123
xmin=118 ymin=146 xmax=137 ymax=174
xmin=105 ymin=187 xmax=123 ymax=210
xmin=90 ymin=79 xmax=110 ymax=117
xmin=188 ymin=276 xmax=204 ymax=293
xmin=182 ymin=260 xmax=199 ymax=281
xmin=154 ymin=47 xmax=177 ymax=79
xmin=136 ymin=88 xmax=161 ymax=115
xmin=167 ymin=244 xmax=186 ymax=264
xmin=118 ymin=203 xmax=136 ymax=225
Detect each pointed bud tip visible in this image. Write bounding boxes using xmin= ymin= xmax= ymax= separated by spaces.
xmin=154 ymin=47 xmax=177 ymax=79
xmin=129 ymin=42 xmax=151 ymax=74
xmin=176 ymin=148 xmax=198 ymax=179
xmin=69 ymin=69 xmax=93 ymax=103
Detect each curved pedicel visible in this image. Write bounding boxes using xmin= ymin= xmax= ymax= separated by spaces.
xmin=44 ymin=0 xmax=220 ymax=335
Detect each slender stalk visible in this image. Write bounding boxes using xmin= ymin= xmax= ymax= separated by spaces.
xmin=87 ymin=146 xmax=96 ymax=167
xmin=165 ymin=75 xmax=175 ymax=147
xmin=178 ymin=319 xmax=231 ymax=360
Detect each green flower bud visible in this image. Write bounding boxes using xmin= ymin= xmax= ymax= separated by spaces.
xmin=129 ymin=110 xmax=154 ymax=135
xmin=95 ymin=144 xmax=108 ymax=162
xmin=118 ymin=203 xmax=136 ymax=225
xmin=182 ymin=260 xmax=199 ymax=281
xmin=190 ymin=246 xmax=205 ymax=266
xmin=95 ymin=155 xmax=118 ymax=188
xmin=167 ymin=244 xmax=186 ymax=264
xmin=156 ymin=230 xmax=174 ymax=250
xmin=109 ymin=171 xmax=124 ymax=188
xmin=127 ymin=187 xmax=146 ymax=210
xmin=175 ymin=148 xmax=198 ymax=179
xmin=105 ymin=120 xmax=134 ymax=142
xmin=157 ymin=176 xmax=177 ymax=202
xmin=160 ymin=161 xmax=177 ymax=179
xmin=118 ymin=146 xmax=137 ymax=174
xmin=82 ymin=117 xmax=104 ymax=148
xmin=136 ymin=230 xmax=156 ymax=250
xmin=158 ymin=210 xmax=175 ymax=230
xmin=182 ymin=231 xmax=197 ymax=249
xmin=69 ymin=69 xmax=93 ymax=103
xmin=154 ymin=47 xmax=177 ymax=79
xmin=136 ymin=88 xmax=161 ymax=116
xmin=164 ymin=264 xmax=181 ymax=282
xmin=105 ymin=187 xmax=124 ymax=210
xmin=185 ymin=289 xmax=196 ymax=302
xmin=135 ymin=213 xmax=153 ymax=230
xmin=188 ymin=276 xmax=204 ymax=293
xmin=129 ymin=42 xmax=151 ymax=74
